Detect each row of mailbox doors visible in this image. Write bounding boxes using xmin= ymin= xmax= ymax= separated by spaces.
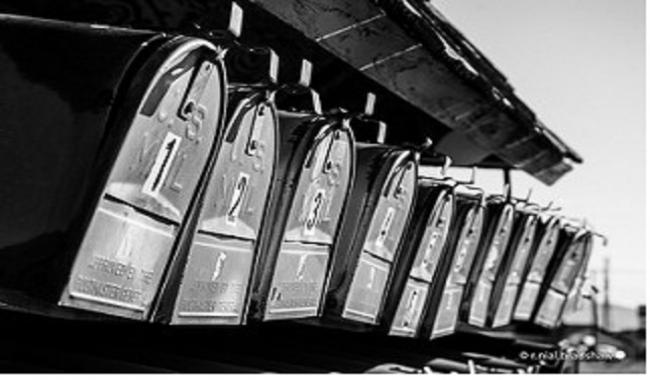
xmin=0 ymin=15 xmax=594 ymax=341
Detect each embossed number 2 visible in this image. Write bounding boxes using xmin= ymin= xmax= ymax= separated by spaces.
xmin=226 ymin=173 xmax=250 ymax=225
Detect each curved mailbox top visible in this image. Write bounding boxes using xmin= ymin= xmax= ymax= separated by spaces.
xmin=104 ymin=38 xmax=224 ymax=222
xmin=282 ymin=119 xmax=354 ymax=245
xmin=198 ymin=91 xmax=277 ymax=239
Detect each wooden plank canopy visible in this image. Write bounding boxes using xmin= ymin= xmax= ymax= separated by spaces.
xmin=0 ymin=0 xmax=583 ymax=184
xmin=251 ymin=0 xmax=582 ymax=184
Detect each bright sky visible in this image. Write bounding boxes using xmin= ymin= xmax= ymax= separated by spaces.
xmin=430 ymin=0 xmax=646 ymax=308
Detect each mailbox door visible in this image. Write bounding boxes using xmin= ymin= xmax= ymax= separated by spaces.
xmin=171 ymin=91 xmax=277 ymax=324
xmin=342 ymin=153 xmax=417 ymax=324
xmin=468 ymin=203 xmax=515 ymax=327
xmin=60 ymin=38 xmax=226 ymax=320
xmin=535 ymin=233 xmax=587 ymax=328
xmin=389 ymin=188 xmax=454 ymax=337
xmin=491 ymin=213 xmax=538 ymax=327
xmin=513 ymin=218 xmax=561 ymax=321
xmin=263 ymin=123 xmax=354 ymax=320
xmin=408 ymin=191 xmax=455 ymax=283
xmin=430 ymin=204 xmax=485 ymax=339
xmin=565 ymin=234 xmax=594 ymax=312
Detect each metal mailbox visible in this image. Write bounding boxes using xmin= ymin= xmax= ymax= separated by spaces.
xmin=248 ymin=87 xmax=355 ymax=321
xmin=163 ymin=85 xmax=278 ymax=325
xmin=419 ymin=192 xmax=486 ymax=339
xmin=488 ymin=205 xmax=540 ymax=328
xmin=564 ymin=233 xmax=595 ymax=312
xmin=59 ymin=37 xmax=226 ymax=319
xmin=0 ymin=15 xmax=226 ymax=319
xmin=512 ymin=216 xmax=562 ymax=322
xmin=534 ymin=229 xmax=592 ymax=328
xmin=461 ymin=195 xmax=515 ymax=328
xmin=323 ymin=145 xmax=418 ymax=327
xmin=383 ymin=179 xmax=454 ymax=337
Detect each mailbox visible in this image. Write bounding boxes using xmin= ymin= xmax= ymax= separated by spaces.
xmin=564 ymin=233 xmax=595 ymax=312
xmin=534 ymin=229 xmax=591 ymax=328
xmin=461 ymin=195 xmax=515 ymax=328
xmin=59 ymin=38 xmax=226 ymax=320
xmin=248 ymin=86 xmax=355 ymax=321
xmin=0 ymin=15 xmax=226 ymax=320
xmin=512 ymin=216 xmax=562 ymax=322
xmin=382 ymin=179 xmax=454 ymax=337
xmin=323 ymin=145 xmax=417 ymax=328
xmin=162 ymin=87 xmax=277 ymax=325
xmin=419 ymin=192 xmax=486 ymax=339
xmin=488 ymin=205 xmax=540 ymax=328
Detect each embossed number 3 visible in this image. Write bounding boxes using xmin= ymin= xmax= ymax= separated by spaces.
xmin=305 ymin=190 xmax=325 ymax=235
